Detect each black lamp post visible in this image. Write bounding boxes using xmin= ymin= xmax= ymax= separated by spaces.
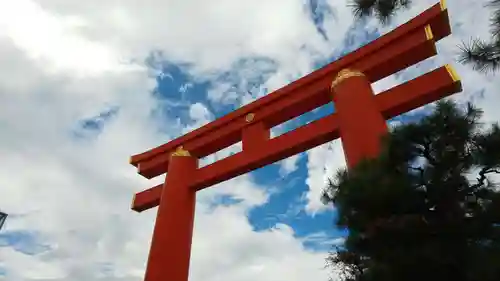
xmin=0 ymin=211 xmax=7 ymax=231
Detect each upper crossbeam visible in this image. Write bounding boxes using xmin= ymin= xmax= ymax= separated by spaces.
xmin=130 ymin=3 xmax=450 ymax=180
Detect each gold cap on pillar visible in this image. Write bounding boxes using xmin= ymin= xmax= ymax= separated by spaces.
xmin=330 ymin=69 xmax=365 ymax=92
xmin=171 ymin=146 xmax=191 ymax=157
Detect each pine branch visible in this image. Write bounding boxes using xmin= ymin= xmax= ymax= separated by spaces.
xmin=491 ymin=6 xmax=500 ymax=39
xmin=417 ymin=141 xmax=437 ymax=166
xmin=349 ymin=0 xmax=412 ymax=25
xmin=458 ymin=38 xmax=500 ymax=73
xmin=470 ymin=167 xmax=500 ymax=190
xmin=350 ymin=0 xmax=377 ymax=19
xmin=375 ymin=0 xmax=397 ymax=25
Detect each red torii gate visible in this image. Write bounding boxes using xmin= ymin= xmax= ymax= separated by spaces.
xmin=129 ymin=1 xmax=461 ymax=281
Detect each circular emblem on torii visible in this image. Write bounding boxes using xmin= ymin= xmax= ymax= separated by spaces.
xmin=245 ymin=113 xmax=255 ymax=123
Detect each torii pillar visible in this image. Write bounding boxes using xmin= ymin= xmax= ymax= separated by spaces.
xmin=143 ymin=148 xmax=197 ymax=281
xmin=330 ymin=69 xmax=388 ymax=167
xmin=128 ymin=2 xmax=461 ymax=281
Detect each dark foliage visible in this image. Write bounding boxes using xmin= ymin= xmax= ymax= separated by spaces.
xmin=322 ymin=100 xmax=500 ymax=281
xmin=349 ymin=0 xmax=412 ymax=24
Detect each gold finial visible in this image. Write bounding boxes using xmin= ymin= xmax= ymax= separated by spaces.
xmin=440 ymin=0 xmax=446 ymax=11
xmin=330 ymin=69 xmax=365 ymax=91
xmin=171 ymin=146 xmax=191 ymax=157
xmin=425 ymin=25 xmax=434 ymax=40
xmin=245 ymin=113 xmax=255 ymax=123
xmin=131 ymin=194 xmax=137 ymax=210
xmin=445 ymin=64 xmax=460 ymax=82
xmin=425 ymin=25 xmax=437 ymax=53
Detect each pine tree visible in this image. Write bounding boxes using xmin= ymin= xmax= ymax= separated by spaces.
xmin=349 ymin=0 xmax=500 ymax=72
xmin=322 ymin=100 xmax=500 ymax=281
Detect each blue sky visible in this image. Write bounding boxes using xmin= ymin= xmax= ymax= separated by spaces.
xmin=1 ymin=0 xmax=499 ymax=280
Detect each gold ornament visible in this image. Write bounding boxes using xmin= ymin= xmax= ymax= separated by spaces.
xmin=425 ymin=24 xmax=434 ymax=40
xmin=440 ymin=0 xmax=446 ymax=11
xmin=445 ymin=64 xmax=460 ymax=82
xmin=330 ymin=69 xmax=365 ymax=91
xmin=131 ymin=194 xmax=136 ymax=210
xmin=171 ymin=146 xmax=191 ymax=157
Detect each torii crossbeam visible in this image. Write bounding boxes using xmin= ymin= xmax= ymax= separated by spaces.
xmin=129 ymin=1 xmax=461 ymax=281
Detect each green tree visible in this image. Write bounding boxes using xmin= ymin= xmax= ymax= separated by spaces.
xmin=349 ymin=0 xmax=500 ymax=72
xmin=322 ymin=100 xmax=500 ymax=281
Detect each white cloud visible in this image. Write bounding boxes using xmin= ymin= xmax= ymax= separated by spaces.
xmin=305 ymin=140 xmax=346 ymax=215
xmin=29 ymin=0 xmax=336 ymax=74
xmin=279 ymin=154 xmax=302 ymax=176
xmin=184 ymin=102 xmax=213 ymax=133
xmin=0 ymin=0 xmax=143 ymax=77
xmin=302 ymin=232 xmax=345 ymax=248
